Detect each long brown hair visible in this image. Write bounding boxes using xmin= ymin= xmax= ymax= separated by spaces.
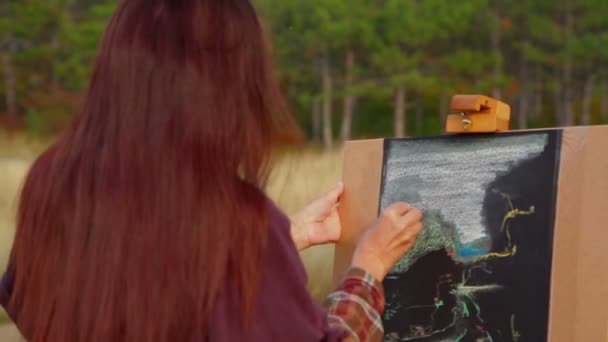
xmin=8 ymin=0 xmax=299 ymax=340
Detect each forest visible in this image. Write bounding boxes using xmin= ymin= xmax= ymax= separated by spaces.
xmin=1 ymin=0 xmax=607 ymax=148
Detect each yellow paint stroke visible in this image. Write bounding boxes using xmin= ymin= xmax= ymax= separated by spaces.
xmin=473 ymin=191 xmax=535 ymax=263
xmin=474 ymin=249 xmax=515 ymax=262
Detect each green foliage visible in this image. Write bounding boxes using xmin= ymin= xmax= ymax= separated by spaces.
xmin=24 ymin=108 xmax=46 ymax=136
xmin=0 ymin=0 xmax=607 ymax=137
xmin=0 ymin=0 xmax=114 ymax=132
xmin=58 ymin=3 xmax=116 ymax=90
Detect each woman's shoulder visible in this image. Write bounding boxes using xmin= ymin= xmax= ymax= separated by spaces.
xmin=265 ymin=197 xmax=290 ymax=230
xmin=239 ymin=181 xmax=291 ymax=237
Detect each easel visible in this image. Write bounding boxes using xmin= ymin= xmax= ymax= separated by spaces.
xmin=445 ymin=94 xmax=511 ymax=133
xmin=333 ymin=96 xmax=608 ymax=341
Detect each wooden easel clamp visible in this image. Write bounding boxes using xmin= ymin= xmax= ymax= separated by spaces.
xmin=446 ymin=95 xmax=511 ymax=133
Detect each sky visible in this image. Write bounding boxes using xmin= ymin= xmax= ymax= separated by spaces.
xmin=380 ymin=133 xmax=548 ymax=246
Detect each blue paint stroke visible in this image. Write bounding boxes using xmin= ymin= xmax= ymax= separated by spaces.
xmin=457 ymin=245 xmax=486 ymax=257
xmin=451 ymin=227 xmax=488 ymax=259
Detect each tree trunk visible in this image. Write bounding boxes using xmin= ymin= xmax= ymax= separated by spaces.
xmin=440 ymin=93 xmax=449 ymax=133
xmin=562 ymin=0 xmax=574 ymax=126
xmin=553 ymin=81 xmax=563 ymax=126
xmin=533 ymin=63 xmax=543 ymax=119
xmin=581 ymin=76 xmax=594 ymax=125
xmin=322 ymin=55 xmax=333 ymax=151
xmin=562 ymin=83 xmax=574 ymax=126
xmin=601 ymin=79 xmax=608 ymax=122
xmin=51 ymin=35 xmax=61 ymax=92
xmin=51 ymin=0 xmax=75 ymax=91
xmin=490 ymin=13 xmax=502 ymax=100
xmin=340 ymin=50 xmax=356 ymax=142
xmin=518 ymin=58 xmax=529 ymax=129
xmin=1 ymin=51 xmax=17 ymax=118
xmin=518 ymin=94 xmax=529 ymax=129
xmin=312 ymin=97 xmax=321 ymax=142
xmin=533 ymin=92 xmax=543 ymax=120
xmin=415 ymin=99 xmax=423 ymax=135
xmin=394 ymin=86 xmax=407 ymax=138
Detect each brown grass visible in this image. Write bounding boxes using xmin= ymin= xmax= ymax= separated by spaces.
xmin=267 ymin=147 xmax=343 ymax=301
xmin=0 ymin=160 xmax=30 ymax=269
xmin=0 ymin=131 xmax=48 ymax=160
xmin=0 ymin=137 xmax=33 ymax=336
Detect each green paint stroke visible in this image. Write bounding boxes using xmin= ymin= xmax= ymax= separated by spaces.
xmin=454 ymin=328 xmax=468 ymax=342
xmin=462 ymin=303 xmax=470 ymax=318
xmin=464 ymin=293 xmax=481 ymax=313
xmin=390 ymin=214 xmax=456 ymax=273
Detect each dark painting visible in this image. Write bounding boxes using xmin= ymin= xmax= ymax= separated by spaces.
xmin=379 ymin=131 xmax=561 ymax=342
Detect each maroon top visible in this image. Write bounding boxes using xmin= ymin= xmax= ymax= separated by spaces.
xmin=0 ymin=200 xmax=349 ymax=341
xmin=206 ymin=201 xmax=347 ymax=341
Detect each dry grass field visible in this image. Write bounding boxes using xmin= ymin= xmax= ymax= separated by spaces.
xmin=0 ymin=135 xmax=343 ymax=339
xmin=266 ymin=147 xmax=343 ymax=301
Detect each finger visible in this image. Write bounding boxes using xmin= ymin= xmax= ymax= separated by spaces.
xmin=386 ymin=202 xmax=412 ymax=217
xmin=398 ymin=208 xmax=423 ymax=228
xmin=325 ymin=181 xmax=344 ymax=204
xmin=408 ymin=221 xmax=423 ymax=235
xmin=306 ymin=182 xmax=343 ymax=213
xmin=398 ymin=222 xmax=423 ymax=245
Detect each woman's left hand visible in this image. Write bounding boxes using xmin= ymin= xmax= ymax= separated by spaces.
xmin=290 ymin=182 xmax=344 ymax=251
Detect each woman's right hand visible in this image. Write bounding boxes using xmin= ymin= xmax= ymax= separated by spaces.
xmin=351 ymin=202 xmax=423 ymax=282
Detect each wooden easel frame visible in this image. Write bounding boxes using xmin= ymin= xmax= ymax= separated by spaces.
xmin=334 ymin=125 xmax=608 ymax=341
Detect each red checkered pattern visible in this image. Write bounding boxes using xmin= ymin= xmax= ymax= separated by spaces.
xmin=325 ymin=267 xmax=385 ymax=341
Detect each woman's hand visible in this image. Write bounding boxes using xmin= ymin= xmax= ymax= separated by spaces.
xmin=351 ymin=202 xmax=423 ymax=282
xmin=290 ymin=182 xmax=344 ymax=251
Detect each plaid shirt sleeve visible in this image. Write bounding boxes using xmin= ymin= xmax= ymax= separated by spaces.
xmin=323 ymin=267 xmax=385 ymax=342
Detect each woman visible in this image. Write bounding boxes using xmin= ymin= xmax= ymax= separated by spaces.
xmin=0 ymin=0 xmax=423 ymax=341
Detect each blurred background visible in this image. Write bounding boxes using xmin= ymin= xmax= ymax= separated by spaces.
xmin=0 ymin=0 xmax=607 ymax=339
